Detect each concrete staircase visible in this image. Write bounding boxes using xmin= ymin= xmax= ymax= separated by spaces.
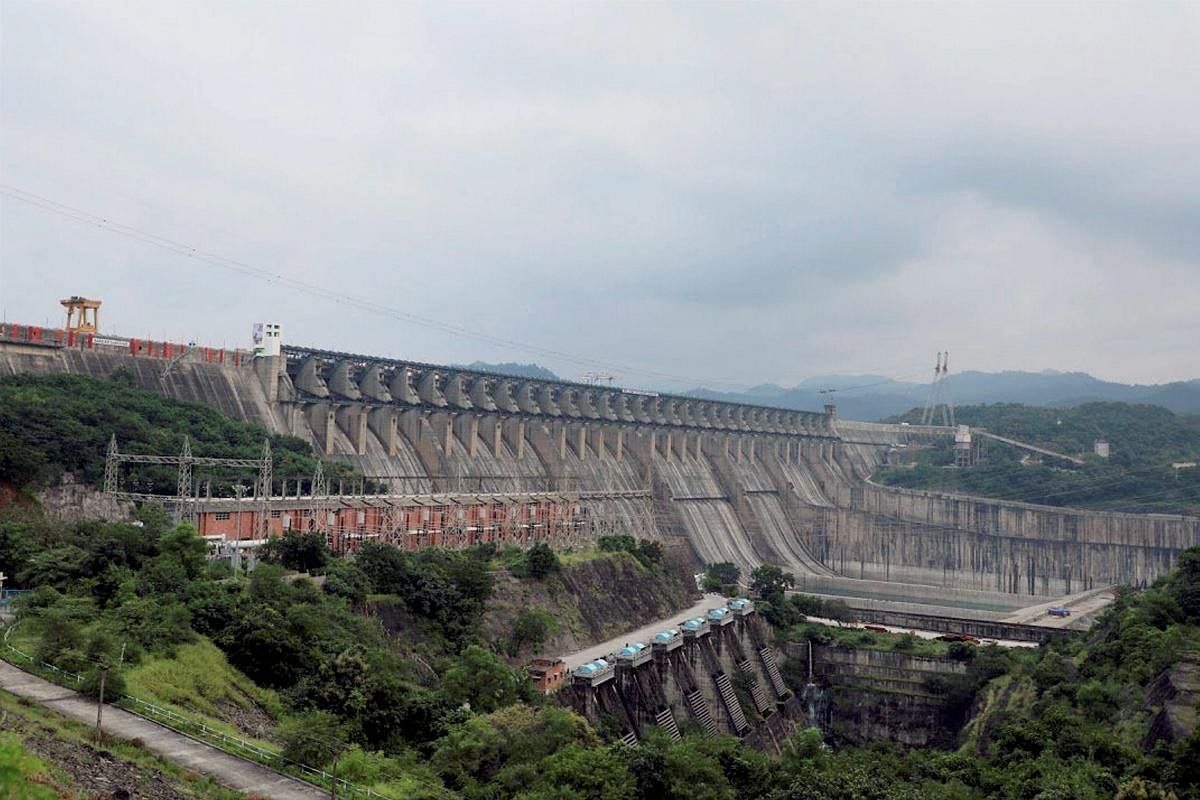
xmin=655 ymin=707 xmax=682 ymax=741
xmin=714 ymin=671 xmax=750 ymax=734
xmin=619 ymin=731 xmax=638 ymax=747
xmin=686 ymin=689 xmax=718 ymax=736
xmin=759 ymin=648 xmax=789 ymax=698
xmin=739 ymin=660 xmax=773 ymax=715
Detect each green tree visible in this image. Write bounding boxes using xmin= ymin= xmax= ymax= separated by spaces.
xmin=633 ymin=539 xmax=663 ymax=568
xmin=442 ymin=645 xmax=521 ymax=713
xmin=1175 ymin=546 xmax=1200 ymax=620
xmin=821 ymin=599 xmax=853 ymax=625
xmin=750 ymin=565 xmax=795 ymax=604
xmin=218 ymin=604 xmax=311 ymax=688
xmin=512 ymin=608 xmax=557 ymax=655
xmin=323 ymin=559 xmax=371 ymax=605
xmin=155 ymin=526 xmax=208 ymax=579
xmin=20 ymin=545 xmax=87 ymax=588
xmin=704 ymin=562 xmax=741 ymax=592
xmin=34 ymin=607 xmax=84 ymax=670
xmin=527 ymin=544 xmax=561 ymax=579
xmin=259 ymin=530 xmax=330 ymax=573
xmin=519 ymin=744 xmax=636 ymax=800
xmin=279 ymin=710 xmax=348 ymax=768
xmin=598 ymin=535 xmax=636 ymax=553
xmin=355 ymin=541 xmax=413 ymax=593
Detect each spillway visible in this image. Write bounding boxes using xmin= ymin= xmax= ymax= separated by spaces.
xmin=3 ymin=334 xmax=1198 ymax=611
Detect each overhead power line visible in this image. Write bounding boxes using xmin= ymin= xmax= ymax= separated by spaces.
xmin=1 ymin=184 xmax=769 ymax=390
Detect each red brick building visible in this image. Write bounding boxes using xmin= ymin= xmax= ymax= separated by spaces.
xmin=528 ymin=657 xmax=567 ymax=694
xmin=193 ymin=492 xmax=581 ymax=552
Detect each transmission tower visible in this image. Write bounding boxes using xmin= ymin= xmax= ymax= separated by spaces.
xmin=256 ymin=441 xmax=272 ymax=537
xmin=176 ymin=437 xmax=194 ymax=524
xmin=311 ymin=461 xmax=333 ymax=538
xmin=921 ymin=351 xmax=956 ymax=427
xmin=104 ymin=435 xmax=120 ymax=495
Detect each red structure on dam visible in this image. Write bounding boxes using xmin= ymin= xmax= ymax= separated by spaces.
xmin=192 ymin=491 xmax=581 ymax=552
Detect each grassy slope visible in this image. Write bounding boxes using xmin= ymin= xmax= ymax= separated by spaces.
xmin=7 ymin=611 xmax=283 ymax=750
xmin=0 ymin=690 xmax=245 ymax=800
xmin=123 ymin=640 xmax=284 ymax=748
xmin=0 ymin=732 xmax=63 ymax=800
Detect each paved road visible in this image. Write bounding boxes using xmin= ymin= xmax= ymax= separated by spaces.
xmin=1001 ymin=586 xmax=1116 ymax=628
xmin=0 ymin=660 xmax=325 ymax=800
xmin=561 ymin=593 xmax=727 ymax=670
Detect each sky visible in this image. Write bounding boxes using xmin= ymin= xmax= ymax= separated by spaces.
xmin=2 ymin=1 xmax=1198 ymax=391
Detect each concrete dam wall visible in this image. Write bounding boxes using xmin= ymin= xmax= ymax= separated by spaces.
xmin=3 ymin=339 xmax=1198 ymax=605
xmin=560 ymin=612 xmax=804 ymax=751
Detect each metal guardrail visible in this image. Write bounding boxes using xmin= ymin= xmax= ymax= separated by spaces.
xmin=1 ymin=620 xmax=390 ymax=799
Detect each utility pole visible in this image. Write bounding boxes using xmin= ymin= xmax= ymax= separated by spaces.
xmin=94 ymin=660 xmax=110 ymax=743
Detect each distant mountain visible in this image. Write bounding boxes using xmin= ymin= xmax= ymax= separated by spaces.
xmin=461 ymin=361 xmax=560 ymax=381
xmin=451 ymin=360 xmax=1199 ymax=420
xmin=686 ymin=371 xmax=1200 ymax=420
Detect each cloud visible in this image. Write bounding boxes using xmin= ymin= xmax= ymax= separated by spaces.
xmin=1 ymin=1 xmax=1197 ymax=390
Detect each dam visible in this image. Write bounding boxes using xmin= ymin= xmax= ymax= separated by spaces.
xmin=3 ymin=323 xmax=1198 ymax=616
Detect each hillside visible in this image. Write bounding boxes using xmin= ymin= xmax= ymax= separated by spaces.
xmin=481 ymin=550 xmax=695 ymax=659
xmin=461 ymin=361 xmax=561 ymax=381
xmin=687 ymin=372 xmax=1200 ymax=419
xmin=0 ymin=690 xmax=246 ymax=800
xmin=956 ymin=550 xmax=1200 ymax=796
xmin=749 ymin=550 xmax=1200 ymax=799
xmin=875 ymin=402 xmax=1200 ymax=513
xmin=4 ymin=501 xmax=1200 ymax=798
xmin=0 ymin=373 xmax=365 ymax=496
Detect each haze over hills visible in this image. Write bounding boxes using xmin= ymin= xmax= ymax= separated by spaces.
xmin=694 ymin=371 xmax=1200 ymax=420
xmin=468 ymin=362 xmax=1200 ymax=420
xmin=459 ymin=361 xmax=559 ymax=381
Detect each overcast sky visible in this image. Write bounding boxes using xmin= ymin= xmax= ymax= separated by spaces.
xmin=2 ymin=1 xmax=1198 ymax=390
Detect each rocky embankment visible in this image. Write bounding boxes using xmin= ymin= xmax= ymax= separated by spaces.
xmin=482 ymin=551 xmax=698 ymax=659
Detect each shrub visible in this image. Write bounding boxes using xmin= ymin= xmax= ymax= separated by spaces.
xmin=526 ymin=544 xmax=560 ymax=579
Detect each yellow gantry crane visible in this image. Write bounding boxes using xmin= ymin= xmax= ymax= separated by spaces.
xmin=60 ymin=296 xmax=101 ymax=334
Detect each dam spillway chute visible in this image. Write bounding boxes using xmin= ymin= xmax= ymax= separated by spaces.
xmin=388 ymin=367 xmax=422 ymax=405
xmin=537 ymin=384 xmax=562 ymax=416
xmin=491 ymin=379 xmax=521 ymax=413
xmin=469 ymin=376 xmax=499 ymax=411
xmin=443 ymin=373 xmax=473 ymax=410
xmin=293 ymin=356 xmax=330 ymax=398
xmin=327 ymin=360 xmax=362 ymax=400
xmin=417 ymin=370 xmax=448 ymax=407
xmin=359 ymin=363 xmax=392 ymax=402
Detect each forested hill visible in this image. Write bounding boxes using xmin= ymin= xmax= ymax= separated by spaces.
xmin=687 ymin=372 xmax=1200 ymax=420
xmin=0 ymin=373 xmax=364 ymax=496
xmin=876 ymin=402 xmax=1200 ymax=514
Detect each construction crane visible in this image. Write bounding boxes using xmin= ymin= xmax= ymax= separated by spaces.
xmin=581 ymin=372 xmax=617 ymax=386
